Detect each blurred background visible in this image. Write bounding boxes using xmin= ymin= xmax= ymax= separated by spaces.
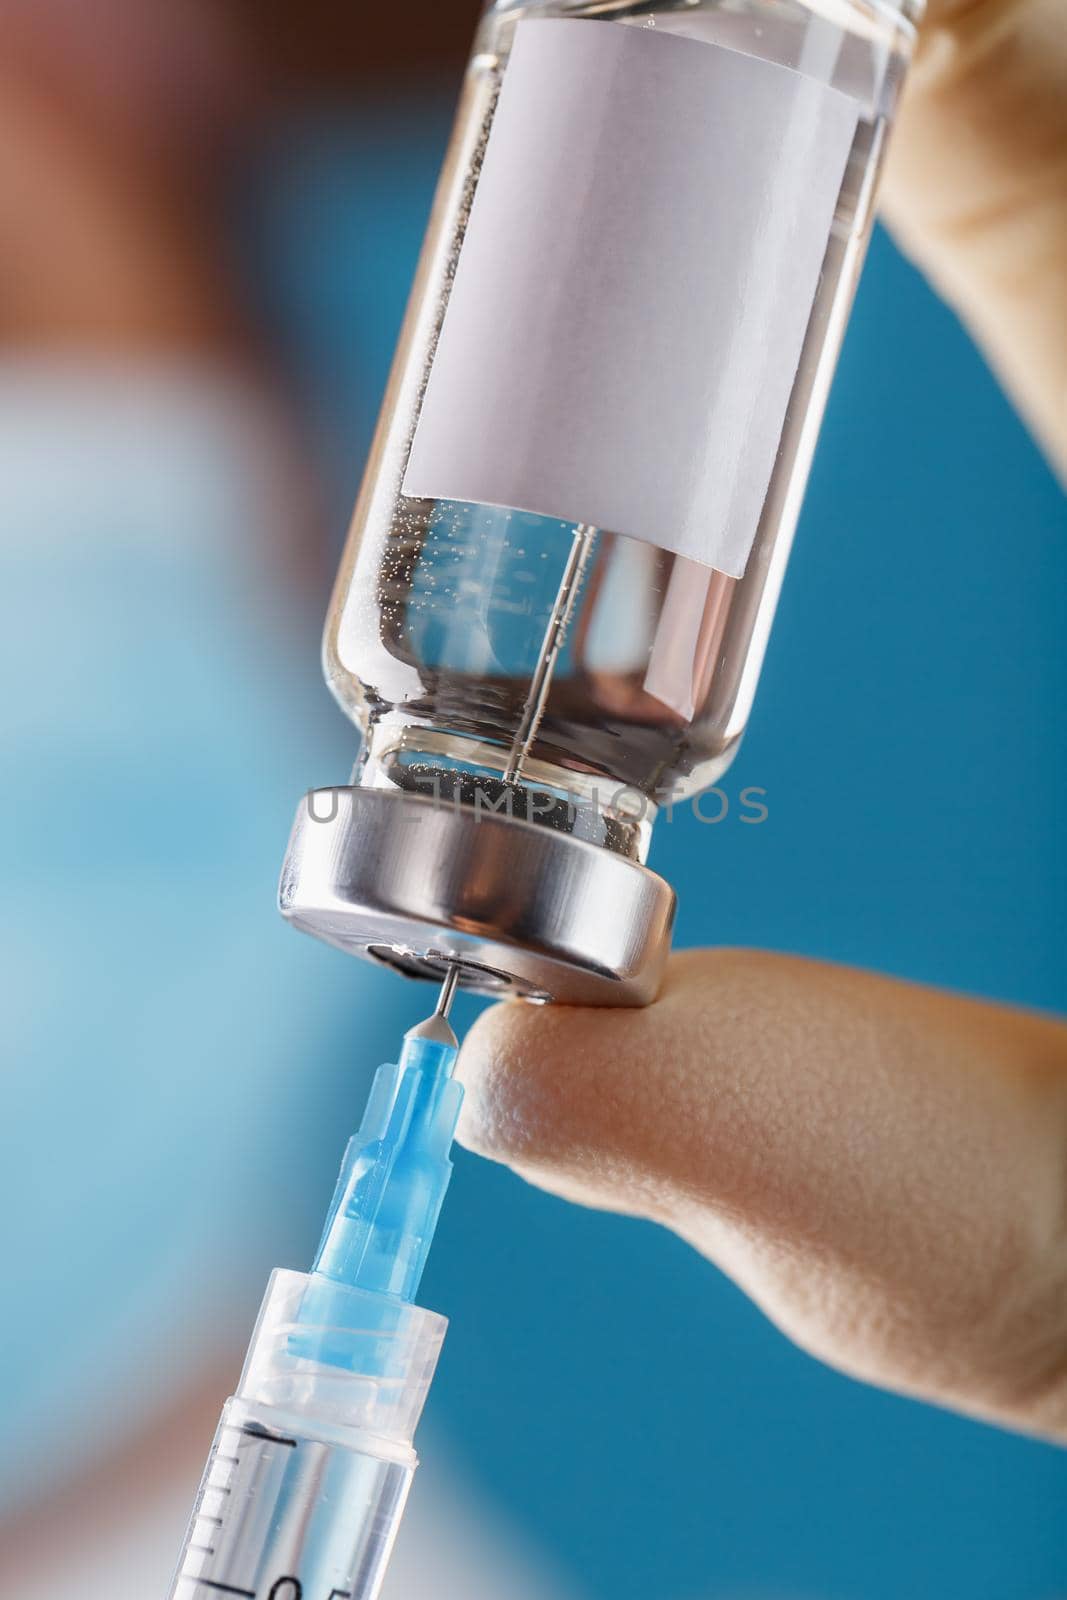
xmin=2 ymin=2 xmax=1066 ymax=1597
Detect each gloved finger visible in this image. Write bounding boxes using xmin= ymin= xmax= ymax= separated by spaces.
xmin=881 ymin=0 xmax=1067 ymax=474
xmin=457 ymin=948 xmax=1067 ymax=1441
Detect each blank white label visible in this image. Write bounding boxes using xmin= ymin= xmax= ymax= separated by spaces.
xmin=403 ymin=19 xmax=858 ymax=578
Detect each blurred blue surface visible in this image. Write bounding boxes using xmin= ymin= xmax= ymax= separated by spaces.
xmin=248 ymin=105 xmax=1067 ymax=1599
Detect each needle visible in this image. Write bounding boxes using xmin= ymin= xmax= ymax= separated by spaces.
xmin=435 ymin=962 xmax=460 ymax=1022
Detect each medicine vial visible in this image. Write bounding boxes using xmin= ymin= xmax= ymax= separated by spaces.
xmin=281 ymin=0 xmax=920 ymax=1005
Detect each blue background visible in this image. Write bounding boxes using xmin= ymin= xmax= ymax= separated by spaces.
xmin=251 ymin=104 xmax=1067 ymax=1599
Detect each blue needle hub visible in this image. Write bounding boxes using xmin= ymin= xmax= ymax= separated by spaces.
xmin=291 ymin=969 xmax=464 ymax=1373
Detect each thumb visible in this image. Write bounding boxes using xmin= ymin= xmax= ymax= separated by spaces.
xmin=881 ymin=0 xmax=1067 ymax=475
xmin=456 ymin=949 xmax=1067 ymax=1441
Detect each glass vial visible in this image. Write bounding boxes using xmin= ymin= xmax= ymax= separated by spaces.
xmin=323 ymin=0 xmax=919 ymax=864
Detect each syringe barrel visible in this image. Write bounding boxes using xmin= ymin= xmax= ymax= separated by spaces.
xmin=169 ymin=1269 xmax=446 ymax=1600
xmin=169 ymin=1395 xmax=413 ymax=1600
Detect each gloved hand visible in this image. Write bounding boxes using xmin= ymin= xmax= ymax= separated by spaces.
xmin=457 ymin=0 xmax=1067 ymax=1445
xmin=880 ymin=0 xmax=1066 ymax=477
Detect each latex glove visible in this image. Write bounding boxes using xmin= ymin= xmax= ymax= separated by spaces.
xmin=881 ymin=0 xmax=1067 ymax=478
xmin=458 ymin=0 xmax=1067 ymax=1445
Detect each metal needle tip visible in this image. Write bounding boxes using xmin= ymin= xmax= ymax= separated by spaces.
xmin=404 ymin=961 xmax=461 ymax=1050
xmin=435 ymin=963 xmax=460 ymax=1021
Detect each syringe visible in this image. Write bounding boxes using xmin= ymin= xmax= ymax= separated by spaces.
xmin=168 ymin=969 xmax=464 ymax=1600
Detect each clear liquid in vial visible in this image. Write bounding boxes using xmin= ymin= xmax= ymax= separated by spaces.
xmin=326 ymin=0 xmax=914 ymax=856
